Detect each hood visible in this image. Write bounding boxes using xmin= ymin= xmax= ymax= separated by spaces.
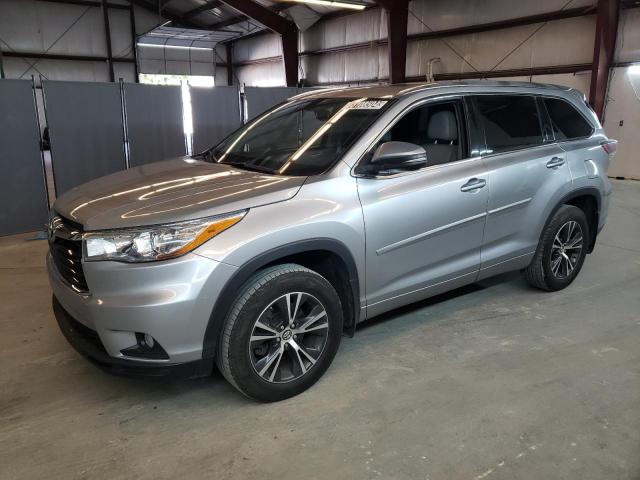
xmin=54 ymin=157 xmax=306 ymax=230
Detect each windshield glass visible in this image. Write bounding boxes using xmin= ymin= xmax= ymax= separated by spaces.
xmin=204 ymin=97 xmax=392 ymax=176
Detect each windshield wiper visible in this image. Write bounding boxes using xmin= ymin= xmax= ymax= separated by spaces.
xmin=191 ymin=150 xmax=218 ymax=162
xmin=223 ymin=161 xmax=278 ymax=175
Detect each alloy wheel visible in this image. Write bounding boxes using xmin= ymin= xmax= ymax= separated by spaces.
xmin=550 ymin=220 xmax=583 ymax=279
xmin=249 ymin=292 xmax=329 ymax=383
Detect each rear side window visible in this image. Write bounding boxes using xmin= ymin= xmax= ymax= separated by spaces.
xmin=544 ymin=97 xmax=594 ymax=140
xmin=474 ymin=95 xmax=543 ymax=154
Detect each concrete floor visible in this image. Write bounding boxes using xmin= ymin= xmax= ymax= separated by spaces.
xmin=1 ymin=180 xmax=639 ymax=480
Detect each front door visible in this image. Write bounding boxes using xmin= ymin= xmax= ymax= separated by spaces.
xmin=356 ymin=98 xmax=489 ymax=318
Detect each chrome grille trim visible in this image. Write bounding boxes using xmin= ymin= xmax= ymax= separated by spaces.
xmin=48 ymin=215 xmax=89 ymax=293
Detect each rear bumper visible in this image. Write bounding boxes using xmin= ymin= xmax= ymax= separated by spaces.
xmin=53 ymin=295 xmax=210 ymax=377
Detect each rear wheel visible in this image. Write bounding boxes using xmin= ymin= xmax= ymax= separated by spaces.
xmin=217 ymin=264 xmax=343 ymax=402
xmin=524 ymin=205 xmax=589 ymax=291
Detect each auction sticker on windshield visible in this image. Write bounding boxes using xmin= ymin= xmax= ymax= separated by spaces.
xmin=351 ymin=100 xmax=388 ymax=110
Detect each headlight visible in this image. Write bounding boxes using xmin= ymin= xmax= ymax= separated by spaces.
xmin=83 ymin=211 xmax=246 ymax=263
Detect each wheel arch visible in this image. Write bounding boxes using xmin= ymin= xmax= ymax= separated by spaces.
xmin=542 ymin=187 xmax=601 ymax=254
xmin=201 ymin=238 xmax=360 ymax=363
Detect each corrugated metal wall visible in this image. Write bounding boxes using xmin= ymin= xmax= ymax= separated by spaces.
xmin=0 ymin=0 xmax=163 ymax=82
xmin=136 ymin=44 xmax=226 ymax=78
xmin=232 ymin=0 xmax=611 ymax=89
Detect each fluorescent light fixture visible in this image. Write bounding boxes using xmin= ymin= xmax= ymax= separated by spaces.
xmin=137 ymin=43 xmax=214 ymax=51
xmin=628 ymin=64 xmax=640 ymax=75
xmin=286 ymin=0 xmax=366 ymax=10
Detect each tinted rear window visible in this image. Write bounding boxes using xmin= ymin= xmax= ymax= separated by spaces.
xmin=474 ymin=95 xmax=543 ymax=154
xmin=544 ymin=97 xmax=593 ymax=140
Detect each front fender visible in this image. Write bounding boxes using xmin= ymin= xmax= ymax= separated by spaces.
xmin=193 ymin=174 xmax=366 ymax=360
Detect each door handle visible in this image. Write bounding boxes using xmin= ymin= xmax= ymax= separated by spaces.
xmin=460 ymin=178 xmax=487 ymax=192
xmin=546 ymin=157 xmax=565 ymax=169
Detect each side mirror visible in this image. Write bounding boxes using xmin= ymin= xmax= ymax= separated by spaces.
xmin=370 ymin=141 xmax=427 ymax=173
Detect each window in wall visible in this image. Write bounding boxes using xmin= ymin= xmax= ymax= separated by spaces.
xmin=543 ymin=97 xmax=594 ymax=140
xmin=138 ymin=73 xmax=215 ymax=87
xmin=474 ymin=95 xmax=543 ymax=154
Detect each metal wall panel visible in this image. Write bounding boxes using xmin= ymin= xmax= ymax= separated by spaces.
xmin=245 ymin=86 xmax=297 ymax=120
xmin=0 ymin=0 xmax=163 ymax=83
xmin=43 ymin=80 xmax=126 ymax=195
xmin=123 ymin=83 xmax=186 ymax=167
xmin=0 ymin=79 xmax=49 ymax=236
xmin=191 ymin=86 xmax=241 ymax=153
xmin=616 ymin=8 xmax=640 ymax=64
xmin=137 ymin=44 xmax=224 ymax=76
xmin=407 ymin=0 xmax=593 ymax=34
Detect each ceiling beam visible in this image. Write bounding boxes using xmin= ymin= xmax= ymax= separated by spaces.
xmin=129 ymin=0 xmax=202 ymax=28
xmin=219 ymin=0 xmax=295 ymax=32
xmin=1 ymin=50 xmax=136 ymax=62
xmin=208 ymin=3 xmax=290 ymax=30
xmin=36 ymin=0 xmax=130 ymax=9
xmin=182 ymin=0 xmax=223 ymax=20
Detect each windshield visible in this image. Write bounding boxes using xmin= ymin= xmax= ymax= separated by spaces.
xmin=203 ymin=97 xmax=392 ymax=176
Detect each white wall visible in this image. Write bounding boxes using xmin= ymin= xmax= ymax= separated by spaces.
xmin=0 ymin=0 xmax=164 ymax=82
xmin=604 ymin=66 xmax=640 ymax=179
xmin=602 ymin=9 xmax=640 ymax=179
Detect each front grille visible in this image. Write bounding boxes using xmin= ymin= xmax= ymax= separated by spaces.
xmin=49 ymin=215 xmax=89 ymax=293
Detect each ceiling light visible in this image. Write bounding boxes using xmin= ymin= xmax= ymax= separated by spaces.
xmin=137 ymin=43 xmax=214 ymax=51
xmin=286 ymin=0 xmax=367 ymax=11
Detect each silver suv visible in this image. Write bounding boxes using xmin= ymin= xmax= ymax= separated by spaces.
xmin=48 ymin=81 xmax=615 ymax=401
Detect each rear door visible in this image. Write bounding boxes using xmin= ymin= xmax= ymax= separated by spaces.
xmin=471 ymin=94 xmax=573 ymax=279
xmin=357 ymin=96 xmax=489 ymax=317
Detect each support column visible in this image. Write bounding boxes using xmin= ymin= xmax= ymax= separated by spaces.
xmin=129 ymin=3 xmax=139 ymax=82
xmin=226 ymin=43 xmax=234 ymax=86
xmin=101 ymin=0 xmax=115 ymax=82
xmin=220 ymin=0 xmax=299 ymax=87
xmin=589 ymin=0 xmax=620 ymax=119
xmin=377 ymin=0 xmax=408 ymax=84
xmin=281 ymin=30 xmax=298 ymax=87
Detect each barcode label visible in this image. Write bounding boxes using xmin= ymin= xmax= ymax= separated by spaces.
xmin=351 ymin=100 xmax=388 ymax=110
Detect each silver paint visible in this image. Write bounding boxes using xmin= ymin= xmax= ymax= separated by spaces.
xmin=48 ymin=81 xmax=613 ymax=366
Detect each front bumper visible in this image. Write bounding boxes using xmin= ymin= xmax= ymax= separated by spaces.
xmin=53 ymin=295 xmax=207 ymax=377
xmin=48 ymin=251 xmax=238 ymax=372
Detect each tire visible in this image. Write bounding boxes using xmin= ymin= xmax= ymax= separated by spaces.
xmin=524 ymin=205 xmax=589 ymax=291
xmin=217 ymin=263 xmax=343 ymax=402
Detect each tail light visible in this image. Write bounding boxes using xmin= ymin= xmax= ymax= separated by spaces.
xmin=601 ymin=140 xmax=617 ymax=156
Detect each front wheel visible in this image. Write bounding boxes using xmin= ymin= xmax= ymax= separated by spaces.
xmin=524 ymin=205 xmax=589 ymax=291
xmin=217 ymin=264 xmax=343 ymax=402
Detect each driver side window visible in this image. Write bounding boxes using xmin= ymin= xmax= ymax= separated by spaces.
xmin=373 ymin=99 xmax=468 ymax=167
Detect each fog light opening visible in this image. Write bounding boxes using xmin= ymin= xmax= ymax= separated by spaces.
xmin=143 ymin=333 xmax=155 ymax=349
xmin=120 ymin=332 xmax=169 ymax=360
